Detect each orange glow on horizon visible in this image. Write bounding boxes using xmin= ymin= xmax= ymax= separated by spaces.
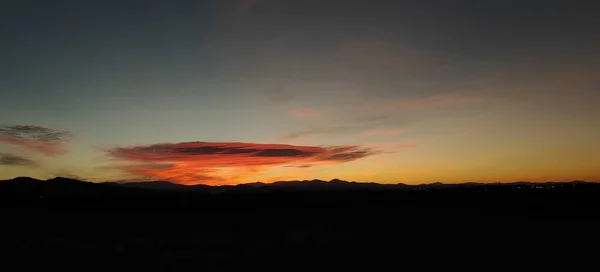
xmin=106 ymin=141 xmax=381 ymax=185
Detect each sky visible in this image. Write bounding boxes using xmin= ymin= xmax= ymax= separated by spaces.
xmin=1 ymin=0 xmax=599 ymax=185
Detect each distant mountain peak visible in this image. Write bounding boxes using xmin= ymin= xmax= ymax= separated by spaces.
xmin=240 ymin=182 xmax=266 ymax=187
xmin=1 ymin=177 xmax=597 ymax=196
xmin=10 ymin=176 xmax=41 ymax=182
xmin=329 ymin=178 xmax=347 ymax=183
xmin=47 ymin=177 xmax=87 ymax=183
xmin=115 ymin=180 xmax=188 ymax=190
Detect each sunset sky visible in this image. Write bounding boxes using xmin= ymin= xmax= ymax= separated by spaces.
xmin=1 ymin=0 xmax=599 ymax=185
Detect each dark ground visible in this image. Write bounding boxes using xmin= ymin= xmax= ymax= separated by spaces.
xmin=1 ymin=181 xmax=599 ymax=271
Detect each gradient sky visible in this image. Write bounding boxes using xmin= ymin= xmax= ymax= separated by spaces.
xmin=1 ymin=0 xmax=599 ymax=185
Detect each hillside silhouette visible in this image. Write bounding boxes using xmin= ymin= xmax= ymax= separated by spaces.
xmin=2 ymin=176 xmax=599 ymax=271
xmin=2 ymin=176 xmax=596 ymax=193
xmin=3 ymin=176 xmax=600 ymax=213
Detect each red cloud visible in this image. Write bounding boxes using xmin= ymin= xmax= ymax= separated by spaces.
xmin=288 ymin=107 xmax=322 ymax=118
xmin=106 ymin=142 xmax=379 ymax=185
xmin=0 ymin=125 xmax=72 ymax=156
xmin=360 ymin=129 xmax=404 ymax=137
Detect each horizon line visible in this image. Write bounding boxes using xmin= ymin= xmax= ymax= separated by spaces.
xmin=3 ymin=176 xmax=598 ymax=187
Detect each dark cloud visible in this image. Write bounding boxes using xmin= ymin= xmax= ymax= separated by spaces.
xmin=256 ymin=148 xmax=315 ymax=157
xmin=285 ymin=164 xmax=313 ymax=169
xmin=176 ymin=146 xmax=258 ymax=155
xmin=0 ymin=125 xmax=73 ymax=156
xmin=0 ymin=153 xmax=38 ymax=167
xmin=320 ymin=151 xmax=374 ymax=162
xmin=126 ymin=143 xmax=320 ymax=158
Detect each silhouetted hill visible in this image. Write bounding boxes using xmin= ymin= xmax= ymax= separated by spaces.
xmin=3 ymin=176 xmax=600 ymax=271
xmin=0 ymin=176 xmax=155 ymax=203
xmin=110 ymin=180 xmax=191 ymax=191
xmin=2 ymin=176 xmax=599 ymax=210
xmin=2 ymin=176 xmax=598 ymax=196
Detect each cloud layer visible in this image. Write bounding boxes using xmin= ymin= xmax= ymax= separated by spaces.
xmin=0 ymin=125 xmax=73 ymax=156
xmin=106 ymin=141 xmax=380 ymax=185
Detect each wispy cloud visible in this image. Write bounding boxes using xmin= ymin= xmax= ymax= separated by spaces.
xmin=280 ymin=93 xmax=480 ymax=140
xmin=280 ymin=125 xmax=358 ymax=140
xmin=361 ymin=142 xmax=418 ymax=152
xmin=360 ymin=129 xmax=404 ymax=137
xmin=106 ymin=141 xmax=380 ymax=185
xmin=336 ymin=37 xmax=447 ymax=70
xmin=0 ymin=125 xmax=73 ymax=156
xmin=288 ymin=107 xmax=322 ymax=118
xmin=0 ymin=153 xmax=38 ymax=167
xmin=354 ymin=93 xmax=483 ymax=122
xmin=384 ymin=93 xmax=482 ymax=110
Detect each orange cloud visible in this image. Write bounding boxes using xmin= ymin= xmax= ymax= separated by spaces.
xmin=106 ymin=142 xmax=380 ymax=185
xmin=288 ymin=107 xmax=322 ymax=118
xmin=360 ymin=129 xmax=404 ymax=137
xmin=0 ymin=125 xmax=72 ymax=156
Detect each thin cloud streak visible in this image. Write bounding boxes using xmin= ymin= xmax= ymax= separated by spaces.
xmin=336 ymin=37 xmax=448 ymax=71
xmin=384 ymin=93 xmax=482 ymax=110
xmin=281 ymin=93 xmax=482 ymax=140
xmin=361 ymin=142 xmax=418 ymax=153
xmin=0 ymin=153 xmax=38 ymax=167
xmin=0 ymin=125 xmax=73 ymax=156
xmin=106 ymin=141 xmax=380 ymax=185
xmin=280 ymin=125 xmax=359 ymax=141
xmin=353 ymin=93 xmax=483 ymax=122
xmin=360 ymin=129 xmax=404 ymax=137
xmin=288 ymin=107 xmax=322 ymax=118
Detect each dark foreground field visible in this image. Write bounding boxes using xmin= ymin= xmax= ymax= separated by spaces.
xmin=2 ymin=179 xmax=599 ymax=271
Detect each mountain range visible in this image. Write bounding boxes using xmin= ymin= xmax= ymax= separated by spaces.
xmin=0 ymin=176 xmax=594 ymax=195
